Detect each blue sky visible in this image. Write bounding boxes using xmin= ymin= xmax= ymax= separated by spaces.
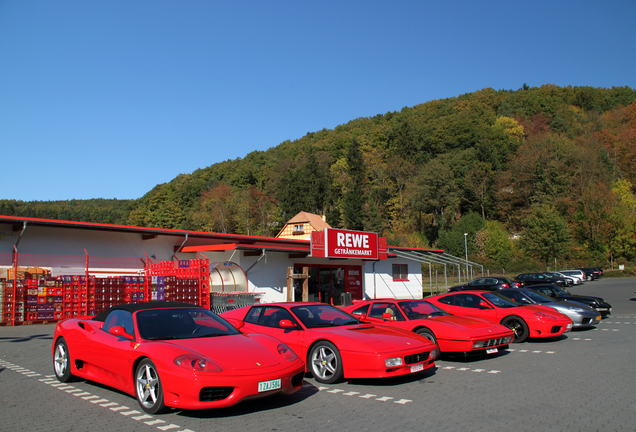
xmin=1 ymin=1 xmax=634 ymax=201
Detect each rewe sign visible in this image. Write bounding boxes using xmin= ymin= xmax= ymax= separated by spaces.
xmin=324 ymin=228 xmax=379 ymax=260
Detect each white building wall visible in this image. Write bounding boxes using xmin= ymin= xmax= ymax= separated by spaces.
xmin=363 ymin=259 xmax=423 ymax=300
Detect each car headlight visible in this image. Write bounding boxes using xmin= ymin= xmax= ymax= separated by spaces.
xmin=385 ymin=357 xmax=403 ymax=367
xmin=534 ymin=312 xmax=556 ymax=320
xmin=277 ymin=343 xmax=299 ymax=362
xmin=174 ymin=354 xmax=222 ymax=372
xmin=430 ymin=348 xmax=438 ymax=360
xmin=566 ymin=306 xmax=586 ymax=312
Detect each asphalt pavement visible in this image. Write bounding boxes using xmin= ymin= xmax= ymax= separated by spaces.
xmin=1 ymin=277 xmax=635 ymax=432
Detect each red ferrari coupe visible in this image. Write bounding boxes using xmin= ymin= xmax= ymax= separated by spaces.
xmin=52 ymin=302 xmax=305 ymax=414
xmin=341 ymin=299 xmax=513 ymax=357
xmin=426 ymin=291 xmax=573 ymax=342
xmin=221 ymin=302 xmax=437 ymax=384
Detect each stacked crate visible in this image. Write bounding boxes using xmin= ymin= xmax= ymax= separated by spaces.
xmin=0 ymin=279 xmax=4 ymax=323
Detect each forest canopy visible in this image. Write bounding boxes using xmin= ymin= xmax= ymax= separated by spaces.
xmin=2 ymin=84 xmax=635 ymax=268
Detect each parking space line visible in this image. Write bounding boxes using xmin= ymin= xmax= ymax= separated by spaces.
xmin=1 ymin=358 xmax=197 ymax=432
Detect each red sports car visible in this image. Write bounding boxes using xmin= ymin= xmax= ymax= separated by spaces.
xmin=52 ymin=302 xmax=305 ymax=414
xmin=341 ymin=299 xmax=514 ymax=357
xmin=220 ymin=302 xmax=437 ymax=384
xmin=426 ymin=291 xmax=573 ymax=342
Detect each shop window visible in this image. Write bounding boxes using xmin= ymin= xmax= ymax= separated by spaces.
xmin=392 ymin=264 xmax=408 ymax=281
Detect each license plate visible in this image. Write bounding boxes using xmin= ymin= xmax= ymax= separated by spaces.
xmin=598 ymin=308 xmax=608 ymax=311
xmin=486 ymin=348 xmax=498 ymax=354
xmin=258 ymin=379 xmax=281 ymax=392
xmin=410 ymin=363 xmax=424 ymax=373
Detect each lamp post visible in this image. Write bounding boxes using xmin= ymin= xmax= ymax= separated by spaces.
xmin=464 ymin=233 xmax=469 ymax=281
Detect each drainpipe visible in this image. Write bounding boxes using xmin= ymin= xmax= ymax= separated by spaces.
xmin=172 ymin=234 xmax=189 ymax=260
xmin=372 ymin=261 xmax=377 ymax=299
xmin=11 ymin=222 xmax=27 ymax=326
xmin=245 ymin=249 xmax=267 ymax=275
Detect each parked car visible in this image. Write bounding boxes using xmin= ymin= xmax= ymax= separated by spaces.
xmin=558 ymin=270 xmax=586 ymax=284
xmin=576 ymin=267 xmax=602 ymax=280
xmin=528 ymin=284 xmax=612 ymax=317
xmin=221 ymin=302 xmax=437 ymax=384
xmin=515 ymin=273 xmax=568 ymax=287
xmin=448 ymin=277 xmax=523 ymax=292
xmin=497 ymin=288 xmax=601 ymax=328
xmin=341 ymin=298 xmax=514 ymax=357
xmin=52 ymin=302 xmax=306 ymax=414
xmin=426 ymin=290 xmax=573 ymax=343
xmin=544 ymin=271 xmax=579 ymax=285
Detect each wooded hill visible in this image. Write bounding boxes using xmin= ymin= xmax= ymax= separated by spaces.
xmin=3 ymin=84 xmax=636 ymax=268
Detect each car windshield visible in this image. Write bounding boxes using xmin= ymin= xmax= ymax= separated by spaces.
xmin=550 ymin=285 xmax=568 ymax=295
xmin=291 ymin=304 xmax=361 ymax=329
xmin=398 ymin=300 xmax=448 ymax=319
xmin=482 ymin=292 xmax=519 ymax=308
xmin=136 ymin=308 xmax=239 ymax=340
xmin=524 ymin=290 xmax=555 ymax=303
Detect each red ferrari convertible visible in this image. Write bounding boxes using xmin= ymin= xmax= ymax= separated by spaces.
xmin=221 ymin=302 xmax=437 ymax=384
xmin=52 ymin=302 xmax=305 ymax=414
xmin=426 ymin=291 xmax=573 ymax=343
xmin=341 ymin=299 xmax=513 ymax=357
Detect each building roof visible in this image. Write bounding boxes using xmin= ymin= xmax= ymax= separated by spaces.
xmin=0 ymin=214 xmax=445 ymax=258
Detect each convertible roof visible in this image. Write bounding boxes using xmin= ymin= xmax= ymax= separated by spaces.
xmin=92 ymin=301 xmax=202 ymax=322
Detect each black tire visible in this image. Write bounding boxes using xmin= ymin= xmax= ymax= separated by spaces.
xmin=135 ymin=359 xmax=166 ymax=414
xmin=53 ymin=338 xmax=74 ymax=382
xmin=309 ymin=341 xmax=344 ymax=384
xmin=415 ymin=328 xmax=440 ymax=355
xmin=501 ymin=316 xmax=529 ymax=343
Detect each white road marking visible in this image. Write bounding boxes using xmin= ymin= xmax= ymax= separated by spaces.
xmin=376 ymin=396 xmax=394 ymax=401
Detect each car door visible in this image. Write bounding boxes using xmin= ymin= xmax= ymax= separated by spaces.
xmin=436 ymin=293 xmax=501 ymax=323
xmin=242 ymin=306 xmax=306 ymax=359
xmin=88 ymin=309 xmax=137 ymax=392
xmin=364 ymin=301 xmax=406 ymax=325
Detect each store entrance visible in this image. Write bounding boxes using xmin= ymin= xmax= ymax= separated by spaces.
xmin=293 ymin=264 xmax=361 ymax=306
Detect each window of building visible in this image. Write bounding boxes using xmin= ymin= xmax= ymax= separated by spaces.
xmin=292 ymin=224 xmax=304 ymax=234
xmin=392 ymin=264 xmax=408 ymax=281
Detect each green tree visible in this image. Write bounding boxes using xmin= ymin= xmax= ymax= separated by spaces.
xmin=521 ymin=204 xmax=572 ymax=267
xmin=343 ymin=138 xmax=366 ymax=230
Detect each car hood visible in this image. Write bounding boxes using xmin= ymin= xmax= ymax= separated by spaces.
xmin=158 ymin=333 xmax=287 ymax=371
xmin=431 ymin=315 xmax=511 ymax=335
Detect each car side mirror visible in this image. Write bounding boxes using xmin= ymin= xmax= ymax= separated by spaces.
xmin=356 ymin=313 xmax=367 ymax=320
xmin=109 ymin=325 xmax=134 ymax=340
xmin=382 ymin=312 xmax=393 ymax=320
xmin=279 ymin=319 xmax=298 ymax=328
xmin=233 ymin=319 xmax=245 ymax=330
xmin=478 ymin=301 xmax=491 ymax=309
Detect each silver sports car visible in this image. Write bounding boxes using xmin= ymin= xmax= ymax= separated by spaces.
xmin=498 ymin=288 xmax=601 ymax=328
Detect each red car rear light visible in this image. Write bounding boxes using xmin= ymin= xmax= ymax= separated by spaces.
xmin=502 ymin=283 xmax=509 ymax=289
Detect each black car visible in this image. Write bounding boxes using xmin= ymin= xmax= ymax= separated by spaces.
xmin=448 ymin=277 xmax=523 ymax=292
xmin=515 ymin=273 xmax=569 ymax=287
xmin=577 ymin=267 xmax=602 ymax=280
xmin=528 ymin=284 xmax=612 ymax=317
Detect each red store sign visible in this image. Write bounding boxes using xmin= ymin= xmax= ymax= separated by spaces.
xmin=312 ymin=228 xmax=386 ymax=260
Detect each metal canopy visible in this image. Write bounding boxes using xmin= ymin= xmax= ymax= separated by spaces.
xmin=387 ymin=247 xmax=483 ymax=294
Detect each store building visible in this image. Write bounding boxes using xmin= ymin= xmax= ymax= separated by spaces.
xmin=0 ymin=214 xmax=462 ymax=306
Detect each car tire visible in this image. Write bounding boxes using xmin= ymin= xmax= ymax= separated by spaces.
xmin=415 ymin=328 xmax=440 ymax=355
xmin=53 ymin=338 xmax=74 ymax=382
xmin=309 ymin=341 xmax=344 ymax=384
xmin=135 ymin=359 xmax=166 ymax=414
xmin=501 ymin=316 xmax=529 ymax=343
